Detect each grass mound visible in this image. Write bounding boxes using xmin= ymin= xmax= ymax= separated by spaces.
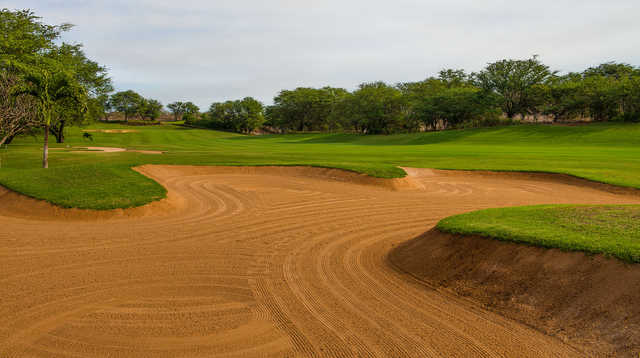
xmin=437 ymin=205 xmax=640 ymax=263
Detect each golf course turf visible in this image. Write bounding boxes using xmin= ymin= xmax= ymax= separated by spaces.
xmin=2 ymin=121 xmax=640 ymax=210
xmin=437 ymin=204 xmax=640 ymax=263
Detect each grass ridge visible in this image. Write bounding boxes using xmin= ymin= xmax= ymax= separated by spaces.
xmin=437 ymin=205 xmax=640 ymax=263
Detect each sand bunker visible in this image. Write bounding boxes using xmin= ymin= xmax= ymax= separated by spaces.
xmin=72 ymin=147 xmax=164 ymax=154
xmin=84 ymin=129 xmax=138 ymax=133
xmin=1 ymin=166 xmax=639 ymax=357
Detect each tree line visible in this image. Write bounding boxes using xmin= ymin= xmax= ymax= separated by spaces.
xmin=108 ymin=58 xmax=640 ymax=137
xmin=195 ymin=58 xmax=640 ymax=135
xmin=2 ymin=8 xmax=639 ymax=170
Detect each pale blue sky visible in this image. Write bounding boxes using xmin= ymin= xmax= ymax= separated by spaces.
xmin=6 ymin=0 xmax=640 ymax=108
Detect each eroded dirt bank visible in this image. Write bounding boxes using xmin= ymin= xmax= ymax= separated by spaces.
xmin=389 ymin=229 xmax=640 ymax=357
xmin=1 ymin=165 xmax=639 ymax=357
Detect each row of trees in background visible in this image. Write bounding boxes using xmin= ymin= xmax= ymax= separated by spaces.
xmin=94 ymin=91 xmax=201 ymax=124
xmin=2 ymin=8 xmax=640 ymax=169
xmin=108 ymin=90 xmax=162 ymax=122
xmin=194 ymin=58 xmax=640 ymax=135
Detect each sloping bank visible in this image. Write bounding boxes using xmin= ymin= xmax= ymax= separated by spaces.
xmin=389 ymin=210 xmax=640 ymax=357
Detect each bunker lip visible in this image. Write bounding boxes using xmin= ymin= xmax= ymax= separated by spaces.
xmin=389 ymin=228 xmax=640 ymax=357
xmin=1 ymin=165 xmax=639 ymax=356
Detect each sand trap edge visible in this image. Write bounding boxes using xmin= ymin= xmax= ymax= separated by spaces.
xmin=388 ymin=228 xmax=640 ymax=357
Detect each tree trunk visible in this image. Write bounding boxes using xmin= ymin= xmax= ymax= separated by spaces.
xmin=43 ymin=124 xmax=49 ymax=169
xmin=0 ymin=135 xmax=8 ymax=147
xmin=1 ymin=132 xmax=17 ymax=146
xmin=53 ymin=120 xmax=65 ymax=143
xmin=6 ymin=133 xmax=17 ymax=145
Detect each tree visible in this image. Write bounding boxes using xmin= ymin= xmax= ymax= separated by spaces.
xmin=140 ymin=98 xmax=163 ymax=120
xmin=414 ymin=87 xmax=498 ymax=130
xmin=580 ymin=75 xmax=623 ymax=121
xmin=580 ymin=63 xmax=640 ymax=122
xmin=238 ymin=97 xmax=265 ymax=133
xmin=167 ymin=101 xmax=185 ymax=121
xmin=208 ymin=97 xmax=265 ymax=133
xmin=473 ymin=56 xmax=555 ymax=119
xmin=45 ymin=43 xmax=112 ymax=142
xmin=438 ymin=69 xmax=471 ymax=88
xmin=12 ymin=58 xmax=87 ymax=168
xmin=342 ymin=82 xmax=407 ymax=134
xmin=268 ymin=87 xmax=348 ymax=132
xmin=0 ymin=9 xmax=71 ymax=66
xmin=0 ymin=72 xmax=39 ymax=146
xmin=110 ymin=90 xmax=143 ymax=121
xmin=583 ymin=62 xmax=638 ymax=79
xmin=619 ymin=75 xmax=640 ymax=121
xmin=0 ymin=8 xmax=110 ymax=165
xmin=181 ymin=102 xmax=200 ymax=124
xmin=399 ymin=77 xmax=454 ymax=132
xmin=90 ymin=93 xmax=112 ymax=121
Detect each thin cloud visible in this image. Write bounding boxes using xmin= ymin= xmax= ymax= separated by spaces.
xmin=6 ymin=0 xmax=640 ymax=107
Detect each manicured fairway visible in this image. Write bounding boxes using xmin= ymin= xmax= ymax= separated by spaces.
xmin=437 ymin=205 xmax=640 ymax=263
xmin=1 ymin=122 xmax=640 ymax=209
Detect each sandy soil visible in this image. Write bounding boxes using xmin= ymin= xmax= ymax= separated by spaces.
xmin=1 ymin=165 xmax=638 ymax=357
xmin=70 ymin=147 xmax=164 ymax=154
xmin=84 ymin=129 xmax=139 ymax=133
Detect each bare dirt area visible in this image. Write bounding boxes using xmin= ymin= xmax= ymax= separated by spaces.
xmin=1 ymin=166 xmax=638 ymax=357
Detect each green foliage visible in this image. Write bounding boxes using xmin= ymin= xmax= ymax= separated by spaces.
xmin=47 ymin=43 xmax=112 ymax=97
xmin=140 ymin=98 xmax=163 ymax=120
xmin=267 ymin=87 xmax=349 ymax=132
xmin=181 ymin=102 xmax=200 ymax=124
xmin=167 ymin=101 xmax=185 ymax=120
xmin=542 ymin=64 xmax=640 ymax=122
xmin=473 ymin=55 xmax=555 ymax=119
xmin=414 ymin=86 xmax=499 ymax=130
xmin=0 ymin=8 xmax=72 ymax=65
xmin=43 ymin=44 xmax=112 ymax=142
xmin=257 ymin=59 xmax=638 ymax=135
xmin=167 ymin=101 xmax=199 ymax=123
xmin=110 ymin=90 xmax=143 ymax=121
xmin=438 ymin=68 xmax=472 ymax=88
xmin=583 ymin=62 xmax=640 ymax=79
xmin=339 ymin=82 xmax=407 ymax=134
xmin=1 ymin=8 xmax=111 ymax=145
xmin=437 ymin=205 xmax=640 ymax=263
xmin=620 ymin=76 xmax=640 ymax=121
xmin=543 ymin=74 xmax=585 ymax=121
xmin=11 ymin=57 xmax=88 ymax=167
xmin=206 ymin=97 xmax=264 ymax=133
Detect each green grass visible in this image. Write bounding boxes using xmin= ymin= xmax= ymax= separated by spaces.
xmin=437 ymin=205 xmax=640 ymax=263
xmin=2 ymin=121 xmax=640 ymax=209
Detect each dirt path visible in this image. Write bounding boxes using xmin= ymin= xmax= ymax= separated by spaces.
xmin=1 ymin=166 xmax=638 ymax=357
